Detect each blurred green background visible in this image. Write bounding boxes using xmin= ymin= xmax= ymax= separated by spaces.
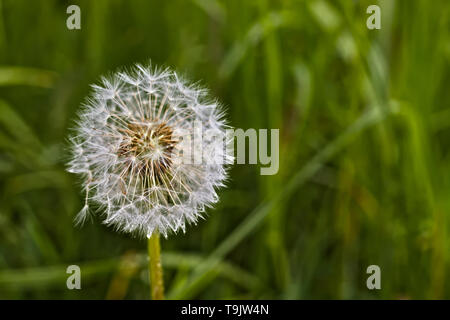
xmin=0 ymin=0 xmax=450 ymax=299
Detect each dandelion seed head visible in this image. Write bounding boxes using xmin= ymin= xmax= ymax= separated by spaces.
xmin=67 ymin=64 xmax=232 ymax=238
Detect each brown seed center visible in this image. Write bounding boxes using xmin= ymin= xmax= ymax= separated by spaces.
xmin=118 ymin=121 xmax=177 ymax=178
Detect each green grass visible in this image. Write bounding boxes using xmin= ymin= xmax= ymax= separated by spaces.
xmin=0 ymin=0 xmax=449 ymax=299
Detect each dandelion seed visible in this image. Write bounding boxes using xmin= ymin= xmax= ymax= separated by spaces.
xmin=67 ymin=64 xmax=232 ymax=239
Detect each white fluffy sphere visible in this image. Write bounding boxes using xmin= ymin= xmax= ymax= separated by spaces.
xmin=67 ymin=64 xmax=232 ymax=238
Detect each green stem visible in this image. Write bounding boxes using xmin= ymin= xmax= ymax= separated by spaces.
xmin=147 ymin=233 xmax=164 ymax=300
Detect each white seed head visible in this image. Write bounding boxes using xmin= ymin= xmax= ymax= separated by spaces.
xmin=67 ymin=64 xmax=233 ymax=238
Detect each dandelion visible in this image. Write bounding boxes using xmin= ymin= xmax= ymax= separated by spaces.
xmin=67 ymin=64 xmax=233 ymax=299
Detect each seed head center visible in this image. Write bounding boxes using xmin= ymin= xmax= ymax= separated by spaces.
xmin=119 ymin=121 xmax=177 ymax=177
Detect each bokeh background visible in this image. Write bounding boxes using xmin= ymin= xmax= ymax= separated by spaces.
xmin=1 ymin=0 xmax=450 ymax=299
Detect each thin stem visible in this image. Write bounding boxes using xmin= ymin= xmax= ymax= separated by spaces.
xmin=147 ymin=233 xmax=165 ymax=300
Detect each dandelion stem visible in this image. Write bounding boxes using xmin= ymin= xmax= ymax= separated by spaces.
xmin=147 ymin=233 xmax=165 ymax=300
